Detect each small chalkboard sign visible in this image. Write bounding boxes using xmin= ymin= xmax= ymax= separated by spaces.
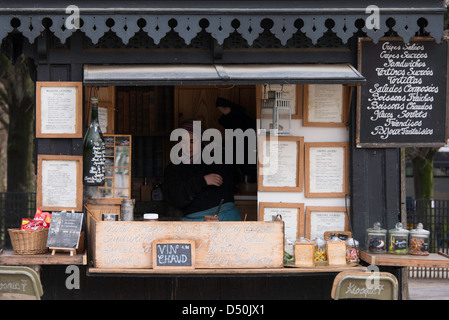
xmin=46 ymin=211 xmax=83 ymax=252
xmin=152 ymin=240 xmax=195 ymax=269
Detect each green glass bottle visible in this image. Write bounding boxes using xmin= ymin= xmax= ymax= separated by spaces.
xmin=83 ymin=97 xmax=105 ymax=186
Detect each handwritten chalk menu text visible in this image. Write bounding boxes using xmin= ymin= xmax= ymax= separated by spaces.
xmin=357 ymin=39 xmax=447 ymax=147
xmin=46 ymin=211 xmax=83 ymax=249
xmin=91 ymin=219 xmax=284 ymax=269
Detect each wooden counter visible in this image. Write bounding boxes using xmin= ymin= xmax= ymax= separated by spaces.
xmin=360 ymin=251 xmax=449 ymax=268
xmin=88 ymin=264 xmax=366 ymax=276
xmin=0 ymin=250 xmax=87 ymax=266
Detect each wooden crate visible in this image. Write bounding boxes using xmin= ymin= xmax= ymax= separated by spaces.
xmin=89 ymin=217 xmax=284 ymax=269
xmin=294 ymin=241 xmax=315 ymax=267
xmin=326 ymin=240 xmax=347 ymax=266
xmin=85 ymin=200 xmax=121 ymax=231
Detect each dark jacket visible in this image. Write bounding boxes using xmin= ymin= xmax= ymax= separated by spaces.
xmin=163 ymin=161 xmax=234 ymax=215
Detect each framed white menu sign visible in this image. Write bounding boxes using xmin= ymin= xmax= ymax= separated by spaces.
xmin=258 ymin=136 xmax=304 ymax=192
xmin=303 ymin=84 xmax=347 ymax=127
xmin=37 ymin=155 xmax=83 ymax=211
xmin=305 ymin=206 xmax=350 ymax=240
xmin=36 ymin=82 xmax=83 ymax=138
xmin=305 ymin=142 xmax=349 ymax=198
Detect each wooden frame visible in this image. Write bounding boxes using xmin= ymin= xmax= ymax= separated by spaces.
xmin=356 ymin=36 xmax=448 ymax=148
xmin=302 ymin=84 xmax=347 ymax=127
xmin=256 ymin=84 xmax=302 ymax=119
xmin=37 ymin=155 xmax=83 ymax=211
xmin=258 ymin=135 xmax=304 ymax=192
xmin=259 ymin=202 xmax=305 ymax=240
xmin=304 ymin=142 xmax=349 ymax=198
xmin=91 ymin=134 xmax=132 ymax=203
xmin=305 ymin=206 xmax=350 ymax=240
xmin=36 ymin=81 xmax=83 ymax=138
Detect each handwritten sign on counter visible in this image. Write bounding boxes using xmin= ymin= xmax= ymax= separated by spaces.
xmin=152 ymin=240 xmax=195 ymax=269
xmin=357 ymin=38 xmax=448 ymax=147
xmin=90 ymin=218 xmax=284 ymax=269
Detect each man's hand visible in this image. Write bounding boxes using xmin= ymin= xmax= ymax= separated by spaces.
xmin=204 ymin=173 xmax=223 ymax=187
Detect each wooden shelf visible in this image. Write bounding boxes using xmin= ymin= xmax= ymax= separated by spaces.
xmin=360 ymin=251 xmax=449 ymax=268
xmin=88 ymin=265 xmax=366 ymax=276
xmin=0 ymin=250 xmax=87 ymax=266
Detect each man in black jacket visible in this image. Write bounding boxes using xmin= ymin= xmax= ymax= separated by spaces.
xmin=163 ymin=119 xmax=240 ymax=221
xmin=163 ymin=98 xmax=255 ymax=221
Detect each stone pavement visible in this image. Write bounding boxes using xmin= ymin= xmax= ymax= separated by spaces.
xmin=408 ymin=278 xmax=449 ymax=300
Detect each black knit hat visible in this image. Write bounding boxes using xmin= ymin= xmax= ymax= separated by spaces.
xmin=216 ymin=97 xmax=244 ymax=112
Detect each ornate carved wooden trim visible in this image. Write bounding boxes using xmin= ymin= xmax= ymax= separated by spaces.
xmin=0 ymin=13 xmax=443 ymax=46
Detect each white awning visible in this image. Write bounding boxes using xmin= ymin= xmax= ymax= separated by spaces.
xmin=83 ymin=64 xmax=365 ymax=86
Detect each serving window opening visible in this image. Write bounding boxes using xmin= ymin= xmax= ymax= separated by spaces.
xmin=83 ymin=84 xmax=259 ymax=221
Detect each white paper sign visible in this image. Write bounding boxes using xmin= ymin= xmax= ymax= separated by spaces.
xmin=307 ymin=84 xmax=343 ymax=123
xmin=40 ymin=87 xmax=77 ymax=134
xmin=41 ymin=160 xmax=77 ymax=207
xmin=262 ymin=140 xmax=297 ymax=187
xmin=309 ymin=147 xmax=344 ymax=193
xmin=310 ymin=211 xmax=346 ymax=240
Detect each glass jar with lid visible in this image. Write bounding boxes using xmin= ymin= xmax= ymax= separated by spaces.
xmin=314 ymin=237 xmax=327 ymax=262
xmin=366 ymin=222 xmax=387 ymax=253
xmin=346 ymin=238 xmax=359 ymax=263
xmin=388 ymin=222 xmax=409 ymax=254
xmin=409 ymin=223 xmax=430 ymax=256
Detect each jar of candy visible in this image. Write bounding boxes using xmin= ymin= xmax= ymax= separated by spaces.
xmin=366 ymin=222 xmax=387 ymax=253
xmin=346 ymin=238 xmax=359 ymax=263
xmin=314 ymin=237 xmax=327 ymax=262
xmin=388 ymin=222 xmax=409 ymax=254
xmin=409 ymin=223 xmax=430 ymax=256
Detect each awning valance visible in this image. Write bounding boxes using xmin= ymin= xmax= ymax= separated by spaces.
xmin=83 ymin=64 xmax=365 ymax=86
xmin=0 ymin=1 xmax=445 ymax=46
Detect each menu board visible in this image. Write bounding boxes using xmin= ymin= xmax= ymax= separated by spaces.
xmin=305 ymin=206 xmax=349 ymax=240
xmin=258 ymin=136 xmax=304 ymax=192
xmin=303 ymin=84 xmax=345 ymax=127
xmin=46 ymin=211 xmax=84 ymax=249
xmin=357 ymin=38 xmax=448 ymax=147
xmin=305 ymin=142 xmax=349 ymax=198
xmin=36 ymin=82 xmax=83 ymax=138
xmin=37 ymin=155 xmax=83 ymax=212
xmin=152 ymin=240 xmax=195 ymax=269
xmin=91 ymin=219 xmax=284 ymax=269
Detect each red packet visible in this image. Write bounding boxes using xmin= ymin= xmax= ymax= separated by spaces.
xmin=34 ymin=210 xmax=51 ymax=228
xmin=21 ymin=218 xmax=44 ymax=230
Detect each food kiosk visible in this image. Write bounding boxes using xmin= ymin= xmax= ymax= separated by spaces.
xmin=0 ymin=0 xmax=449 ymax=300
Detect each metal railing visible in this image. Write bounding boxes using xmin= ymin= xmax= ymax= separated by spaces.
xmin=407 ymin=198 xmax=449 ymax=279
xmin=0 ymin=192 xmax=36 ymax=248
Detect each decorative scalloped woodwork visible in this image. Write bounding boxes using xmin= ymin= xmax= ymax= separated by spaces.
xmin=3 ymin=14 xmax=442 ymax=47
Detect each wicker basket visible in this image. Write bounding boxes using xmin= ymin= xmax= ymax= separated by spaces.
xmin=8 ymin=228 xmax=49 ymax=255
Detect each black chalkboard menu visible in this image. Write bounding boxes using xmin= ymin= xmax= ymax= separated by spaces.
xmin=357 ymin=38 xmax=448 ymax=147
xmin=46 ymin=211 xmax=83 ymax=249
xmin=152 ymin=240 xmax=195 ymax=269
